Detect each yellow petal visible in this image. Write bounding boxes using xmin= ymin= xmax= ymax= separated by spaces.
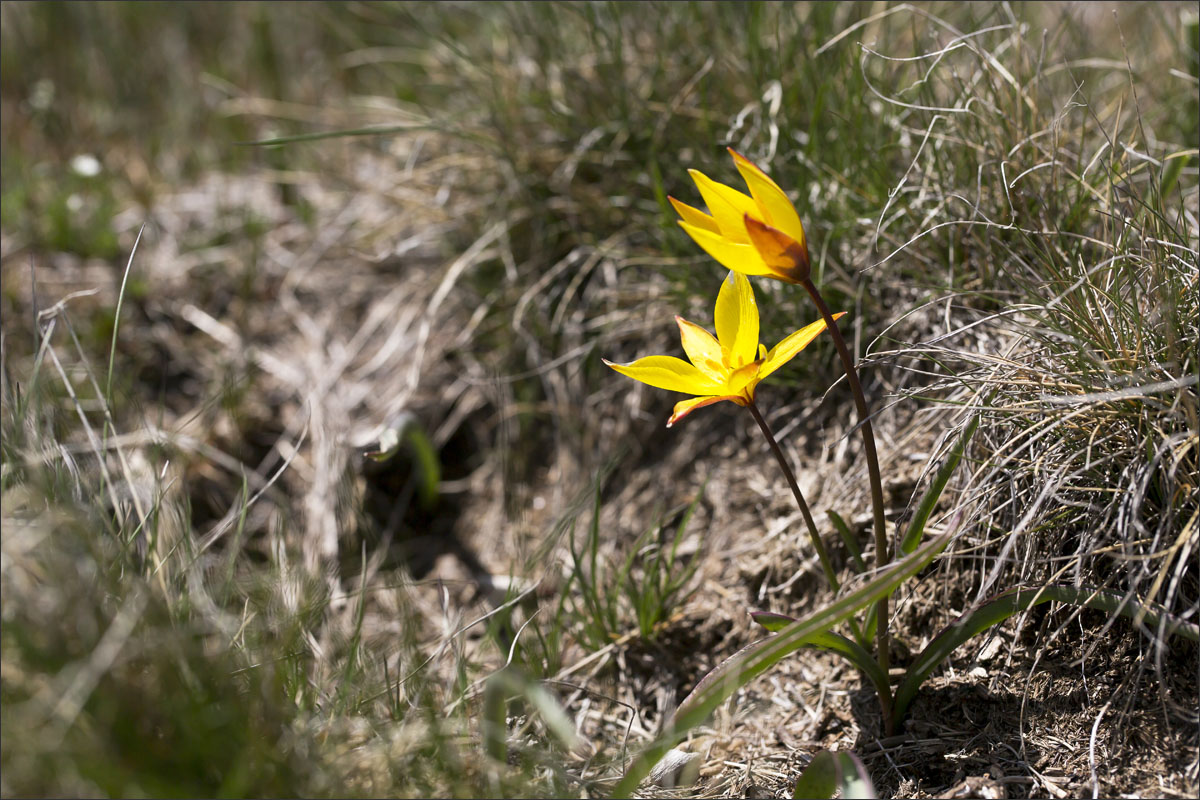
xmin=714 ymin=271 xmax=760 ymax=368
xmin=668 ymin=196 xmax=719 ymax=234
xmin=677 ymin=221 xmax=773 ymax=277
xmin=759 ymin=312 xmax=847 ymax=380
xmin=667 ymin=394 xmax=740 ymax=427
xmin=675 ymin=316 xmax=725 ymax=380
xmin=743 ymin=215 xmax=810 ymax=284
xmin=604 ymin=355 xmax=725 ymax=396
xmin=728 ymin=148 xmax=808 ymax=246
xmin=689 ymin=169 xmax=758 ymax=242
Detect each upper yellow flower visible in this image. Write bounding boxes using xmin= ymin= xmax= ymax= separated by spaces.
xmin=604 ymin=272 xmax=844 ymax=427
xmin=669 ymin=148 xmax=811 ymax=284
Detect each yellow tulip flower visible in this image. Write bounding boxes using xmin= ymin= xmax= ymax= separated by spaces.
xmin=604 ymin=272 xmax=844 ymax=426
xmin=669 ymin=148 xmax=811 ymax=284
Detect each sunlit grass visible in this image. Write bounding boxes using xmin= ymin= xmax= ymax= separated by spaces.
xmin=2 ymin=1 xmax=1197 ymax=797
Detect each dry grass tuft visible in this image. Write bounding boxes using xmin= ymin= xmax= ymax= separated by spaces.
xmin=2 ymin=2 xmax=1197 ymax=797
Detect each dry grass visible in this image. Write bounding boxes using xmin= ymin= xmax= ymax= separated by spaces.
xmin=2 ymin=2 xmax=1197 ymax=797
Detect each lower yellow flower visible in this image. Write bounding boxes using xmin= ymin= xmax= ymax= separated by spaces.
xmin=604 ymin=272 xmax=845 ymax=426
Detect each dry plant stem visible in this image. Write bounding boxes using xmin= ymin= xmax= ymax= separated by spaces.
xmin=800 ymin=279 xmax=892 ymax=715
xmin=746 ymin=398 xmax=839 ymax=592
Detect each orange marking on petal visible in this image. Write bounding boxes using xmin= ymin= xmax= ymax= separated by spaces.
xmin=743 ymin=214 xmax=810 ymax=283
xmin=667 ymin=394 xmax=739 ymax=427
xmin=728 ymin=148 xmax=809 ymax=245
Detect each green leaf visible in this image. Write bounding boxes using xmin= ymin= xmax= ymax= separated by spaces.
xmin=824 ymin=509 xmax=873 ymax=648
xmin=891 ymin=584 xmax=1200 ymax=726
xmin=612 ymin=526 xmax=959 ymax=798
xmin=793 ymin=750 xmax=875 ymax=799
xmin=899 ymin=415 xmax=978 ymax=556
xmin=750 ymin=612 xmax=890 ymax=704
xmin=749 ymin=610 xmax=799 ymax=632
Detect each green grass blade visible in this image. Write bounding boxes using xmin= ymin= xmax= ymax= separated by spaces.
xmin=891 ymin=585 xmax=1200 ymax=726
xmin=612 ymin=526 xmax=959 ymax=797
xmin=508 ymin=672 xmax=580 ymax=754
xmin=482 ymin=670 xmax=508 ymax=761
xmin=1158 ymin=152 xmax=1189 ymax=200
xmin=898 ymin=415 xmax=978 ymax=556
xmin=793 ymin=750 xmax=876 ymax=799
xmin=104 ymin=223 xmax=144 ymax=413
xmin=482 ymin=667 xmax=580 ymax=763
xmin=827 ymin=509 xmax=866 ymax=572
xmin=751 ymin=612 xmax=890 ymax=705
xmin=861 ymin=602 xmax=878 ymax=644
xmin=236 ymin=122 xmax=496 ymax=150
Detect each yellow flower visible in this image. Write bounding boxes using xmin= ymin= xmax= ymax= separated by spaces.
xmin=669 ymin=148 xmax=811 ymax=284
xmin=604 ymin=272 xmax=844 ymax=427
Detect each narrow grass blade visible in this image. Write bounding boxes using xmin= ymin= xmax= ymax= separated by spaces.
xmin=1159 ymin=151 xmax=1189 ymax=199
xmin=612 ymin=526 xmax=958 ymax=798
xmin=236 ymin=121 xmax=493 ymax=149
xmin=793 ymin=750 xmax=875 ymax=799
xmin=891 ymin=585 xmax=1200 ymax=726
xmin=482 ymin=667 xmax=580 ymax=762
xmin=827 ymin=509 xmax=866 ymax=572
xmin=105 ymin=223 xmax=144 ymax=411
xmin=751 ymin=612 xmax=890 ymax=706
xmin=482 ymin=670 xmax=508 ymax=761
xmin=898 ymin=415 xmax=978 ymax=556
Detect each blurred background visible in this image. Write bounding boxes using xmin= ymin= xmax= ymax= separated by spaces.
xmin=2 ymin=2 xmax=1197 ymax=797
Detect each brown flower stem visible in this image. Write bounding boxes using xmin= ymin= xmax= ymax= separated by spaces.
xmin=746 ymin=398 xmax=839 ymax=593
xmin=800 ymin=278 xmax=892 ymax=722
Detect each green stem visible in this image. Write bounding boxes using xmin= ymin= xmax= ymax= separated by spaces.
xmin=746 ymin=398 xmax=839 ymax=593
xmin=800 ymin=278 xmax=892 ymax=732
